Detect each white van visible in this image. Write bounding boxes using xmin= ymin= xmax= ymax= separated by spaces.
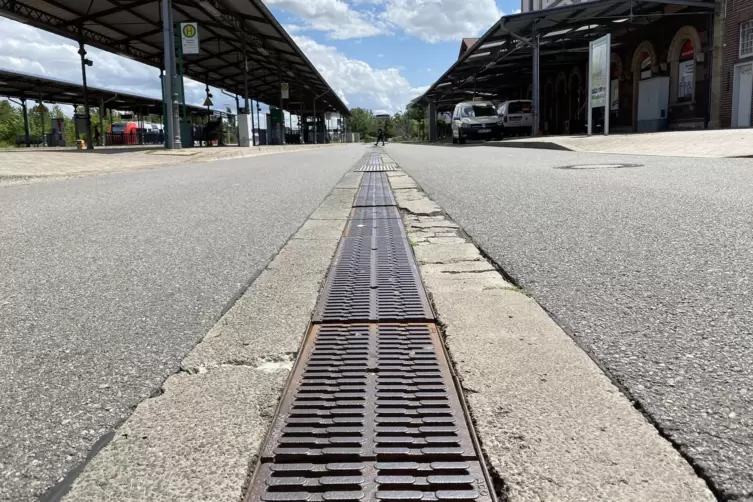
xmin=497 ymin=100 xmax=533 ymax=136
xmin=451 ymin=100 xmax=502 ymax=144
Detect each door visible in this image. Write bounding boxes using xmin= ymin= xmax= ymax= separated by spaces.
xmin=732 ymin=62 xmax=753 ymax=128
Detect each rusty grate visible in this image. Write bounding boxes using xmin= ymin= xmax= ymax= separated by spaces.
xmin=249 ymin=325 xmax=493 ymax=501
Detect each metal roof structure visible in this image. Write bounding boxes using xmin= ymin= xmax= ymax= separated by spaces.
xmin=0 ymin=68 xmax=227 ymax=117
xmin=0 ymin=0 xmax=349 ymax=115
xmin=417 ymin=0 xmax=715 ymax=111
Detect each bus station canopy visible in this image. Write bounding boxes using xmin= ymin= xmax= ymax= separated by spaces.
xmin=0 ymin=0 xmax=348 ymax=115
xmin=416 ymin=0 xmax=715 ymax=111
xmin=0 ymin=68 xmax=226 ymax=117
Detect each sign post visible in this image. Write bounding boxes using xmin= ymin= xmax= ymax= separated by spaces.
xmin=587 ymin=33 xmax=610 ymax=136
xmin=181 ymin=22 xmax=199 ymax=55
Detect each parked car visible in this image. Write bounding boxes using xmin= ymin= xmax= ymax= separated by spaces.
xmin=497 ymin=100 xmax=533 ymax=136
xmin=451 ymin=100 xmax=502 ymax=144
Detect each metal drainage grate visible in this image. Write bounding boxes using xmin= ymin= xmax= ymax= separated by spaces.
xmin=555 ymin=163 xmax=642 ymax=170
xmin=357 ymin=164 xmax=397 ymax=172
xmin=247 ymin=156 xmax=495 ymax=502
xmin=354 ymin=172 xmax=396 ymax=207
xmin=249 ymin=324 xmax=493 ymax=501
xmin=356 ymin=152 xmax=397 ymax=172
xmin=313 ymin=236 xmax=434 ymax=322
xmin=345 ymin=214 xmax=405 ymax=239
xmin=350 ymin=207 xmax=402 ymax=220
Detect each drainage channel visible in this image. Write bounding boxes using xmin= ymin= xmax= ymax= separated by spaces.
xmin=247 ymin=151 xmax=496 ymax=502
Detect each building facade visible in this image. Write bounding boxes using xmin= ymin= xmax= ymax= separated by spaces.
xmin=514 ymin=0 xmax=716 ymax=132
xmin=718 ymin=0 xmax=753 ymax=128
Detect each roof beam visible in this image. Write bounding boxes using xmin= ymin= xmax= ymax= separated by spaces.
xmin=0 ymin=0 xmax=158 ymax=63
xmin=76 ymin=0 xmax=154 ymax=24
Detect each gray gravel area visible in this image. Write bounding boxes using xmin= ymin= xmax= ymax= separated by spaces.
xmin=386 ymin=143 xmax=753 ymax=501
xmin=0 ymin=145 xmax=363 ymax=501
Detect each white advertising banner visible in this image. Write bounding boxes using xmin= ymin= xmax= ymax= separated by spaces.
xmin=678 ymin=59 xmax=694 ymax=101
xmin=588 ymin=34 xmax=611 ymax=135
xmin=589 ymin=36 xmax=609 ymax=108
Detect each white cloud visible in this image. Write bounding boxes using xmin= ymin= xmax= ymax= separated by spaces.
xmin=271 ymin=0 xmax=500 ymax=43
xmin=266 ymin=0 xmax=387 ymax=39
xmin=381 ymin=0 xmax=502 ymax=43
xmin=293 ymin=35 xmax=428 ymax=112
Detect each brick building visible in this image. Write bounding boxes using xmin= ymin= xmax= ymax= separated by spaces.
xmin=717 ymin=0 xmax=753 ymax=127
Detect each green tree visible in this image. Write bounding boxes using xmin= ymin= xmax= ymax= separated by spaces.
xmin=383 ymin=116 xmax=396 ymax=138
xmin=348 ymin=107 xmax=375 ymax=139
xmin=0 ymin=100 xmax=24 ymax=147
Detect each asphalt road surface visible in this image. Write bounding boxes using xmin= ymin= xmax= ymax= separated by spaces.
xmin=0 ymin=145 xmax=362 ymax=501
xmin=387 ymin=143 xmax=753 ymax=501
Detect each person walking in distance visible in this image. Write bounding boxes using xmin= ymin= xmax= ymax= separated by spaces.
xmin=375 ymin=127 xmax=385 ymax=146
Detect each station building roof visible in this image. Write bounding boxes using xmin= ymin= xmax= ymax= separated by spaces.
xmin=416 ymin=0 xmax=715 ymax=111
xmin=0 ymin=0 xmax=349 ymax=115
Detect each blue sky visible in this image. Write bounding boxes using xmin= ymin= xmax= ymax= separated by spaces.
xmin=0 ymin=0 xmax=521 ymax=119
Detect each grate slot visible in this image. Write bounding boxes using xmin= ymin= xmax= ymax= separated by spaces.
xmin=354 ymin=152 xmax=397 ymax=172
xmin=354 ymin=173 xmax=396 ymax=207
xmin=314 ymin=236 xmax=433 ymax=322
xmin=251 ymin=325 xmax=493 ymax=501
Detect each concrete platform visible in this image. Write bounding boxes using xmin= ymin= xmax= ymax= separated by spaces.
xmin=488 ymin=129 xmax=753 ymax=158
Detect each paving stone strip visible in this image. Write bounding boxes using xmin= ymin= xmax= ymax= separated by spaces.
xmin=382 ymin=164 xmax=717 ymax=502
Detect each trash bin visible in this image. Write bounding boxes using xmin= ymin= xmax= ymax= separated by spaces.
xmin=76 ymin=139 xmax=86 ymax=150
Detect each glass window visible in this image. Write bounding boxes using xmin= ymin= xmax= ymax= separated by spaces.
xmin=741 ymin=20 xmax=753 ymax=58
xmin=461 ymin=106 xmax=474 ymax=117
xmin=506 ymin=102 xmax=532 ymax=114
xmin=471 ymin=105 xmax=497 ymax=117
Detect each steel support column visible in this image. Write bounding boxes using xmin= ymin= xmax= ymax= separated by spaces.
xmin=22 ymin=98 xmax=30 ymax=147
xmin=99 ymin=98 xmax=105 ymax=146
xmin=241 ymin=37 xmax=254 ymax=146
xmin=73 ymin=102 xmax=79 ymax=140
xmin=78 ymin=40 xmax=93 ymax=149
xmin=278 ymin=75 xmax=285 ymax=145
xmin=39 ymin=94 xmax=47 ymax=147
xmin=161 ymin=0 xmax=176 ymax=149
xmin=256 ymin=102 xmax=262 ymax=145
xmin=250 ymin=98 xmax=256 ymax=145
xmin=300 ymin=95 xmax=304 ymax=144
xmin=313 ymin=97 xmax=317 ymax=144
xmin=531 ymin=24 xmax=540 ymax=138
xmin=162 ymin=0 xmax=181 ymax=148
